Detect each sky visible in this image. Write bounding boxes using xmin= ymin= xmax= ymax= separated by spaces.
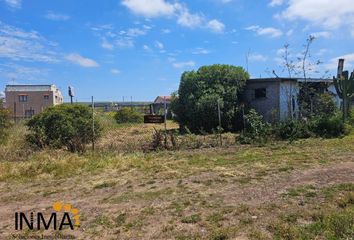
xmin=0 ymin=0 xmax=353 ymax=102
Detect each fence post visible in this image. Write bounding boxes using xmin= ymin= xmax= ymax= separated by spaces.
xmin=217 ymin=99 xmax=222 ymax=146
xmin=164 ymin=97 xmax=167 ymax=147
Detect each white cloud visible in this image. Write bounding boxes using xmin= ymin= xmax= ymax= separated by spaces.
xmin=121 ymin=0 xmax=225 ymax=32
xmin=325 ymin=53 xmax=354 ymax=70
xmin=126 ymin=27 xmax=147 ymax=37
xmin=192 ymin=47 xmax=210 ymax=55
xmin=167 ymin=57 xmax=176 ymax=62
xmin=115 ymin=38 xmax=134 ymax=48
xmin=0 ymin=22 xmax=58 ymax=62
xmin=101 ymin=38 xmax=114 ymax=50
xmin=246 ymin=25 xmax=283 ymax=38
xmin=269 ymin=0 xmax=283 ymax=7
xmin=143 ymin=44 xmax=152 ymax=52
xmin=316 ymin=48 xmax=328 ymax=56
xmin=162 ymin=28 xmax=171 ymax=34
xmin=286 ymin=29 xmax=294 ymax=36
xmin=220 ymin=0 xmax=232 ymax=3
xmin=155 ymin=41 xmax=164 ymax=49
xmin=121 ymin=0 xmax=176 ymax=18
xmin=311 ymin=31 xmax=331 ymax=38
xmin=92 ymin=24 xmax=150 ymax=49
xmin=176 ymin=6 xmax=203 ymax=28
xmin=277 ymin=0 xmax=354 ymax=36
xmin=3 ymin=0 xmax=21 ymax=9
xmin=45 ymin=12 xmax=70 ymax=21
xmin=111 ymin=69 xmax=121 ymax=74
xmin=65 ymin=53 xmax=99 ymax=68
xmin=173 ymin=60 xmax=195 ymax=68
xmin=0 ymin=63 xmax=49 ymax=81
xmin=207 ymin=19 xmax=225 ymax=33
xmin=249 ymin=53 xmax=268 ymax=62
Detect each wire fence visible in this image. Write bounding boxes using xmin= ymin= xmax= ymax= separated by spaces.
xmin=9 ymin=96 xmax=239 ymax=154
xmin=90 ymin=97 xmax=238 ymax=154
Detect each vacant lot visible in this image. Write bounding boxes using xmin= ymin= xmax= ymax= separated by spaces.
xmin=0 ymin=121 xmax=353 ymax=239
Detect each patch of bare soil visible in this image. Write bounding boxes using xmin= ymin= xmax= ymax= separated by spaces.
xmin=0 ymin=161 xmax=353 ymax=239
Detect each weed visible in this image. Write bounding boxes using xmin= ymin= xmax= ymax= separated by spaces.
xmin=94 ymin=181 xmax=116 ymax=189
xmin=181 ymin=214 xmax=201 ymax=224
xmin=115 ymin=213 xmax=126 ymax=227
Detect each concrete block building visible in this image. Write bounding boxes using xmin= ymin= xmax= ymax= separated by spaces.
xmin=4 ymin=85 xmax=63 ymax=119
xmin=242 ymin=78 xmax=339 ymax=122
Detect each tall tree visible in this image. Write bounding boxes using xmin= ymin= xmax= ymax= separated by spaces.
xmin=171 ymin=64 xmax=249 ymax=133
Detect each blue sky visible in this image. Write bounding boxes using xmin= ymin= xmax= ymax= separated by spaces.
xmin=0 ymin=0 xmax=353 ymax=102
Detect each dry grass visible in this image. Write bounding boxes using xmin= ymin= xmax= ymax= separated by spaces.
xmin=0 ymin=120 xmax=353 ymax=239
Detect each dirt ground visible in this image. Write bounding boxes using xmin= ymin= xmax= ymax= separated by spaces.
xmin=0 ymin=146 xmax=353 ymax=240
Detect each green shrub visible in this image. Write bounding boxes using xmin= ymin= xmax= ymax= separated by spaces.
xmin=274 ymin=119 xmax=313 ymax=141
xmin=310 ymin=113 xmax=345 ymax=138
xmin=26 ymin=104 xmax=102 ymax=152
xmin=114 ymin=108 xmax=143 ymax=124
xmin=0 ymin=100 xmax=12 ymax=144
xmin=171 ymin=64 xmax=249 ymax=133
xmin=238 ymin=109 xmax=270 ymax=144
xmin=313 ymin=93 xmax=337 ymax=118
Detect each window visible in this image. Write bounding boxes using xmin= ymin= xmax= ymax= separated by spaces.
xmin=25 ymin=109 xmax=35 ymax=118
xmin=44 ymin=94 xmax=49 ymax=100
xmin=255 ymin=88 xmax=266 ymax=99
xmin=19 ymin=95 xmax=28 ymax=102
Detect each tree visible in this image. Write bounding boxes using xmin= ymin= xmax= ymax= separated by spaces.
xmin=171 ymin=64 xmax=249 ymax=133
xmin=279 ymin=35 xmax=330 ymax=118
xmin=26 ymin=104 xmax=101 ymax=152
xmin=0 ymin=100 xmax=12 ymax=144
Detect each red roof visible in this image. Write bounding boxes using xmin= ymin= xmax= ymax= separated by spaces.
xmin=154 ymin=96 xmax=171 ymax=103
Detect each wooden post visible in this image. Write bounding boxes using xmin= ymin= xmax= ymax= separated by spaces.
xmin=13 ymin=102 xmax=16 ymax=123
xmin=217 ymin=100 xmax=222 ymax=146
xmin=164 ymin=97 xmax=167 ymax=148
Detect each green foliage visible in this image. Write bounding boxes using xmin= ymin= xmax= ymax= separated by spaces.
xmin=114 ymin=107 xmax=143 ymax=124
xmin=0 ymin=100 xmax=12 ymax=144
xmin=310 ymin=113 xmax=346 ymax=138
xmin=240 ymin=105 xmax=346 ymax=143
xmin=273 ymin=120 xmax=313 ymax=141
xmin=238 ymin=109 xmax=270 ymax=144
xmin=334 ymin=69 xmax=354 ymax=121
xmin=274 ymin=113 xmax=345 ymax=141
xmin=171 ymin=64 xmax=249 ymax=133
xmin=26 ymin=104 xmax=101 ymax=152
xmin=313 ymin=93 xmax=337 ymax=117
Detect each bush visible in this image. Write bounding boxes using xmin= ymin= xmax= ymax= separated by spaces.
xmin=0 ymin=100 xmax=12 ymax=144
xmin=26 ymin=104 xmax=102 ymax=152
xmin=238 ymin=109 xmax=270 ymax=144
xmin=171 ymin=64 xmax=249 ymax=133
xmin=310 ymin=113 xmax=345 ymax=138
xmin=274 ymin=120 xmax=313 ymax=141
xmin=114 ymin=108 xmax=143 ymax=124
xmin=313 ymin=93 xmax=337 ymax=118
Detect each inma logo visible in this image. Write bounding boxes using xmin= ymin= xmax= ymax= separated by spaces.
xmin=15 ymin=201 xmax=80 ymax=231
